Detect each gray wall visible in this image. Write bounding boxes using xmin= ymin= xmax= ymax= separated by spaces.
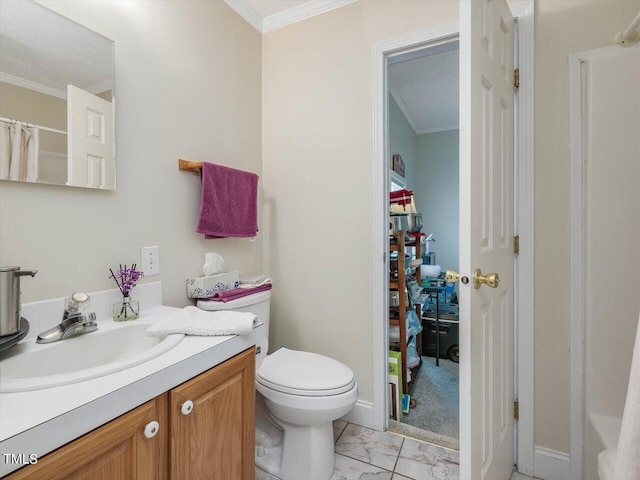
xmin=414 ymin=130 xmax=459 ymax=273
xmin=388 ymin=94 xmax=416 ymax=191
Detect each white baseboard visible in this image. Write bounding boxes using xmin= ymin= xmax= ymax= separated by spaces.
xmin=340 ymin=400 xmax=375 ymax=429
xmin=534 ymin=446 xmax=571 ymax=480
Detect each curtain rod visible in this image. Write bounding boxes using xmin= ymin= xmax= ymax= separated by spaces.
xmin=616 ymin=10 xmax=640 ymax=46
xmin=0 ymin=116 xmax=67 ymax=135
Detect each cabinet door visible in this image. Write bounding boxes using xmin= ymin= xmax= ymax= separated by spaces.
xmin=170 ymin=347 xmax=255 ymax=480
xmin=6 ymin=394 xmax=168 ymax=480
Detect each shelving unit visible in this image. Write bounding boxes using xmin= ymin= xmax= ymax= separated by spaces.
xmin=389 ymin=232 xmax=423 ymax=394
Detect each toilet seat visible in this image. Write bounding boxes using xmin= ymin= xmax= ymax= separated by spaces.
xmin=256 ymin=348 xmax=355 ymax=397
xmin=256 ymin=376 xmax=356 ymax=397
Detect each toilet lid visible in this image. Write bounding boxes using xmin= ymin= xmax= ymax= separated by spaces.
xmin=256 ymin=348 xmax=355 ymax=396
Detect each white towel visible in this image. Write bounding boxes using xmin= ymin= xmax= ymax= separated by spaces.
xmin=612 ymin=312 xmax=640 ymax=480
xmin=146 ymin=306 xmax=256 ymax=337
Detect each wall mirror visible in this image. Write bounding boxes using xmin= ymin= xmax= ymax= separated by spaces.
xmin=0 ymin=0 xmax=116 ymax=190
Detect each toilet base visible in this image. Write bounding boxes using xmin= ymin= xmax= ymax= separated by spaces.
xmin=255 ymin=419 xmax=335 ymax=480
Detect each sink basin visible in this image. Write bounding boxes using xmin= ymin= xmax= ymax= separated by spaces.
xmin=0 ymin=323 xmax=184 ymax=393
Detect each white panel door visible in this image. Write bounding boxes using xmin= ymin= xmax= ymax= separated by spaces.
xmin=67 ymin=85 xmax=115 ymax=189
xmin=459 ymin=0 xmax=515 ymax=479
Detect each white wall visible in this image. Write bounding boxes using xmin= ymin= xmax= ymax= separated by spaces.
xmin=533 ymin=0 xmax=640 ymax=452
xmin=583 ymin=46 xmax=640 ymax=479
xmin=414 ymin=130 xmax=459 ymax=273
xmin=0 ymin=1 xmax=262 ymax=307
xmin=262 ymin=0 xmax=460 ymax=404
xmin=584 ymin=45 xmax=639 ymax=421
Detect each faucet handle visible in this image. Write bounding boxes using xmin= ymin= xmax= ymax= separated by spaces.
xmin=65 ymin=292 xmax=90 ymax=315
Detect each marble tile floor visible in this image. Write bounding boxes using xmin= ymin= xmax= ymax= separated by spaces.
xmin=256 ymin=420 xmax=538 ymax=480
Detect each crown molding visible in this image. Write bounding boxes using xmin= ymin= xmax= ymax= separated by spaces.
xmin=417 ymin=125 xmax=459 ymax=135
xmin=225 ymin=0 xmax=358 ymax=34
xmin=224 ymin=0 xmax=263 ymax=32
xmin=85 ymin=79 xmax=113 ymax=95
xmin=0 ymin=72 xmax=67 ymax=99
xmin=262 ymin=0 xmax=359 ymax=33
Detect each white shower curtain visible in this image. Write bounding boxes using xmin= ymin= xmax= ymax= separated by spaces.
xmin=613 ymin=313 xmax=640 ymax=479
xmin=0 ymin=122 xmax=11 ymax=179
xmin=0 ymin=121 xmax=39 ymax=182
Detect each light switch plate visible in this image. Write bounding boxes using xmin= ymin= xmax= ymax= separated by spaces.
xmin=141 ymin=246 xmax=160 ymax=276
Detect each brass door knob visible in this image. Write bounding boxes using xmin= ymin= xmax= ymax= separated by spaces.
xmin=445 ymin=270 xmax=469 ymax=285
xmin=473 ymin=269 xmax=500 ymax=289
xmin=445 ymin=270 xmax=459 ymax=283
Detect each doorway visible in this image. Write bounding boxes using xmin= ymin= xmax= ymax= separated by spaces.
xmin=386 ymin=40 xmax=461 ymax=449
xmin=372 ymin=2 xmax=535 ymax=478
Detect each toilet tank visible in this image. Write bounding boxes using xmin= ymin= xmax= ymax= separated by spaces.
xmin=196 ymin=290 xmax=271 ymax=335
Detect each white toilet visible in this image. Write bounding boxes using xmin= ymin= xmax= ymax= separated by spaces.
xmin=197 ymin=290 xmax=358 ymax=480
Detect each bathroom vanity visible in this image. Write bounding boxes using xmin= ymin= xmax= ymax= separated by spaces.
xmin=0 ymin=305 xmax=261 ymax=479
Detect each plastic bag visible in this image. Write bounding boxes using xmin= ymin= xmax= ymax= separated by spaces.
xmin=407 ymin=309 xmax=423 ymax=337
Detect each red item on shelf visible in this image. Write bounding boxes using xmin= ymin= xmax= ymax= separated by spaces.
xmin=390 ymin=189 xmax=413 ymax=207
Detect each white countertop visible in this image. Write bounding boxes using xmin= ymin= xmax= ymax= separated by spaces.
xmin=0 ymin=306 xmax=263 ymax=477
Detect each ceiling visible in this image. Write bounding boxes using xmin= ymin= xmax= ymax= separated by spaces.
xmin=224 ymin=0 xmax=358 ymax=33
xmin=0 ymin=0 xmax=113 ymax=98
xmin=389 ymin=46 xmax=459 ymax=135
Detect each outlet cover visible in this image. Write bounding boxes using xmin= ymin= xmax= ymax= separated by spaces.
xmin=141 ymin=246 xmax=160 ymax=276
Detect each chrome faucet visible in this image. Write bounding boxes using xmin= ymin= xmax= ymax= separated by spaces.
xmin=36 ymin=292 xmax=98 ymax=344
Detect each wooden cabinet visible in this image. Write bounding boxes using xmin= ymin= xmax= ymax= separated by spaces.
xmin=5 ymin=347 xmax=255 ymax=480
xmin=170 ymin=346 xmax=255 ymax=480
xmin=5 ymin=395 xmax=168 ymax=480
xmin=389 ymin=232 xmax=423 ymax=394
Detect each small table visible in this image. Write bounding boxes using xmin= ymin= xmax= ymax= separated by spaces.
xmin=420 ymin=284 xmax=446 ymax=367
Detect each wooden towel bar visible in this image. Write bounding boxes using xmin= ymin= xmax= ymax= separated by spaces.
xmin=178 ymin=159 xmax=202 ymax=173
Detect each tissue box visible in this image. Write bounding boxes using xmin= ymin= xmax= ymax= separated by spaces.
xmin=186 ymin=271 xmax=239 ymax=298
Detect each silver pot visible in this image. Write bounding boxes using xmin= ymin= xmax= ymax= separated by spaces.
xmin=406 ymin=213 xmax=423 ymax=233
xmin=0 ymin=266 xmax=37 ymax=337
xmin=389 ymin=214 xmax=408 ymax=238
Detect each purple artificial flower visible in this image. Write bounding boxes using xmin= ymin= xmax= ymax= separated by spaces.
xmin=109 ymin=264 xmax=144 ymax=296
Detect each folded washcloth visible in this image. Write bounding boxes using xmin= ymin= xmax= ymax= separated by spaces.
xmin=239 ymin=274 xmax=268 ymax=284
xmin=146 ymin=306 xmax=256 ymax=337
xmin=207 ymin=283 xmax=272 ymax=302
xmin=197 ymin=162 xmax=259 ymax=239
xmin=239 ymin=276 xmax=272 ymax=289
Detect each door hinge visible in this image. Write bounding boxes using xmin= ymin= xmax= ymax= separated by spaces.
xmin=383 ymin=252 xmax=387 ymax=263
xmin=514 ymin=68 xmax=520 ymax=89
xmin=514 ymin=400 xmax=519 ymax=421
xmin=514 ymin=235 xmax=520 ymax=255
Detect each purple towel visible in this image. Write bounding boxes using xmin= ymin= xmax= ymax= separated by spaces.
xmin=197 ymin=162 xmax=259 ymax=239
xmin=207 ymin=283 xmax=272 ymax=303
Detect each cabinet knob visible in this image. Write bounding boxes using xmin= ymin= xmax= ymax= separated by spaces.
xmin=144 ymin=421 xmax=160 ymax=438
xmin=181 ymin=400 xmax=194 ymax=415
